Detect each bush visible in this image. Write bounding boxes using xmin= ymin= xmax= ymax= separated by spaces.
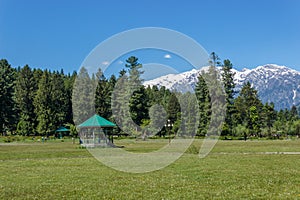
xmin=78 ymin=145 xmax=86 ymax=149
xmin=3 ymin=136 xmax=13 ymax=143
xmin=186 ymin=145 xmax=199 ymax=154
xmin=14 ymin=135 xmax=25 ymax=142
xmin=48 ymin=136 xmax=56 ymax=140
xmin=233 ymin=124 xmax=248 ymax=137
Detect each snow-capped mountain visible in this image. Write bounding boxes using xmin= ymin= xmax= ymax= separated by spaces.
xmin=144 ymin=64 xmax=300 ymax=110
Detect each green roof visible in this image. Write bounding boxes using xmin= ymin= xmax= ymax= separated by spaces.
xmin=55 ymin=126 xmax=70 ymax=132
xmin=78 ymin=114 xmax=116 ymax=128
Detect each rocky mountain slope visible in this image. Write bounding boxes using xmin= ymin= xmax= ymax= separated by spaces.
xmin=144 ymin=64 xmax=300 ymax=110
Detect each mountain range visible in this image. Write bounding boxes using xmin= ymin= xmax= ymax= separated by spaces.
xmin=144 ymin=64 xmax=300 ymax=110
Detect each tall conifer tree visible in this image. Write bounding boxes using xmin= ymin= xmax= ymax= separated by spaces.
xmin=72 ymin=67 xmax=96 ymax=125
xmin=15 ymin=65 xmax=36 ymax=135
xmin=195 ymin=73 xmax=211 ymax=136
xmin=95 ymin=68 xmax=111 ymax=119
xmin=221 ymin=59 xmax=236 ymax=135
xmin=0 ymin=59 xmax=17 ymax=134
xmin=34 ymin=70 xmax=53 ymax=135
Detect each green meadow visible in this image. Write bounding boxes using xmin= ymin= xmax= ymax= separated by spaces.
xmin=1 ymin=139 xmax=300 ymax=199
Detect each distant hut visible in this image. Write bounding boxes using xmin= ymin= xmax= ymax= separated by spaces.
xmin=55 ymin=126 xmax=70 ymax=139
xmin=78 ymin=114 xmax=116 ymax=147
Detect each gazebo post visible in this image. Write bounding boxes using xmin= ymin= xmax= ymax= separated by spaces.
xmin=111 ymin=129 xmax=114 ymax=144
xmin=103 ymin=128 xmax=107 ymax=144
xmin=92 ymin=128 xmax=95 ymax=146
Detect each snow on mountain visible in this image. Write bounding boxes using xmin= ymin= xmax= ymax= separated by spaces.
xmin=144 ymin=64 xmax=300 ymax=110
xmin=144 ymin=68 xmax=199 ymax=92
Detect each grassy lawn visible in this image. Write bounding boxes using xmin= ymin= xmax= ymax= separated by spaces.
xmin=1 ymin=139 xmax=300 ymax=199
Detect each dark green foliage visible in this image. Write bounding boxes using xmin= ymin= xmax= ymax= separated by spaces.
xmin=33 ymin=69 xmax=73 ymax=136
xmin=234 ymin=82 xmax=263 ymax=137
xmin=112 ymin=57 xmax=148 ymax=136
xmin=126 ymin=56 xmax=149 ymax=126
xmin=108 ymin=75 xmax=117 ymax=92
xmin=167 ymin=93 xmax=181 ymax=124
xmin=129 ymin=86 xmax=149 ymax=126
xmin=0 ymin=59 xmax=17 ymax=134
xmin=249 ymin=105 xmax=260 ymax=135
xmin=290 ymin=105 xmax=298 ymax=121
xmin=195 ymin=73 xmax=211 ymax=136
xmin=145 ymin=85 xmax=175 ymax=137
xmin=194 ymin=55 xmax=227 ymax=138
xmin=15 ymin=65 xmax=36 ymax=135
xmin=111 ymin=71 xmax=130 ymax=134
xmin=292 ymin=119 xmax=300 ymax=136
xmin=95 ymin=68 xmax=112 ymax=119
xmin=34 ymin=70 xmax=53 ymax=135
xmin=203 ymin=66 xmax=226 ymax=137
xmin=64 ymin=71 xmax=77 ymax=124
xmin=261 ymin=102 xmax=276 ymax=136
xmin=221 ymin=59 xmax=236 ymax=135
xmin=0 ymin=62 xmax=77 ymax=136
xmin=72 ymin=67 xmax=96 ymax=125
xmin=50 ymin=71 xmax=69 ymax=128
xmin=208 ymin=52 xmax=221 ymax=67
xmin=147 ymin=104 xmax=167 ymax=136
xmin=2 ymin=56 xmax=300 ymax=139
xmin=178 ymin=92 xmax=199 ymax=136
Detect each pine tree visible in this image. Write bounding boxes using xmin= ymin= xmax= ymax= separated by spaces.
xmin=208 ymin=52 xmax=221 ymax=67
xmin=34 ymin=70 xmax=53 ymax=135
xmin=148 ymin=104 xmax=167 ymax=136
xmin=112 ymin=56 xmax=149 ymax=136
xmin=126 ymin=56 xmax=143 ymax=84
xmin=274 ymin=109 xmax=286 ymax=134
xmin=0 ymin=59 xmax=17 ymax=134
xmin=125 ymin=56 xmax=149 ymax=127
xmin=144 ymin=85 xmax=175 ymax=137
xmin=202 ymin=65 xmax=226 ymax=138
xmin=234 ymin=82 xmax=263 ymax=137
xmin=95 ymin=68 xmax=111 ymax=119
xmin=111 ymin=70 xmax=130 ymax=134
xmin=262 ymin=102 xmax=276 ymax=136
xmin=249 ymin=105 xmax=260 ymax=135
xmin=15 ymin=65 xmax=36 ymax=135
xmin=195 ymin=73 xmax=211 ymax=136
xmin=72 ymin=67 xmax=96 ymax=125
xmin=159 ymin=86 xmax=171 ymax=109
xmin=185 ymin=92 xmax=199 ymax=136
xmin=129 ymin=86 xmax=149 ymax=126
xmin=50 ymin=71 xmax=68 ymax=128
xmin=64 ymin=71 xmax=77 ymax=124
xmin=108 ymin=75 xmax=117 ymax=91
xmin=221 ymin=59 xmax=236 ymax=135
xmin=290 ymin=105 xmax=298 ymax=121
xmin=167 ymin=92 xmax=181 ymax=125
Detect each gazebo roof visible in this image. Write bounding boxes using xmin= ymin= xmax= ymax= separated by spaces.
xmin=55 ymin=126 xmax=70 ymax=132
xmin=78 ymin=114 xmax=116 ymax=128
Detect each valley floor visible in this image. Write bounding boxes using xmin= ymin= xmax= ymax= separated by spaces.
xmin=1 ymin=139 xmax=300 ymax=199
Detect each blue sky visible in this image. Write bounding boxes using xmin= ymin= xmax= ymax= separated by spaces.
xmin=0 ymin=0 xmax=300 ymax=76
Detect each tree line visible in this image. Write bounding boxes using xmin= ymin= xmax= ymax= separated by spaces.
xmin=200 ymin=53 xmax=300 ymax=139
xmin=0 ymin=59 xmax=76 ymax=136
xmin=1 ymin=54 xmax=300 ymax=139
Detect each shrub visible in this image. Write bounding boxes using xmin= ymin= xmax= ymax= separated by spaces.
xmin=3 ymin=136 xmax=13 ymax=143
xmin=186 ymin=144 xmax=199 ymax=154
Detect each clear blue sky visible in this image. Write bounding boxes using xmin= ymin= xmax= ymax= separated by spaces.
xmin=0 ymin=0 xmax=300 ymax=74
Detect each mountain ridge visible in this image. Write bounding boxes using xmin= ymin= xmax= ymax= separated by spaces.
xmin=144 ymin=64 xmax=300 ymax=110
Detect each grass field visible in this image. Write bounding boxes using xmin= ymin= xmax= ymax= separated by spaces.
xmin=1 ymin=139 xmax=300 ymax=199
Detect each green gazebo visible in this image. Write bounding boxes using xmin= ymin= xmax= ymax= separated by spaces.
xmin=55 ymin=126 xmax=70 ymax=139
xmin=78 ymin=114 xmax=116 ymax=147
